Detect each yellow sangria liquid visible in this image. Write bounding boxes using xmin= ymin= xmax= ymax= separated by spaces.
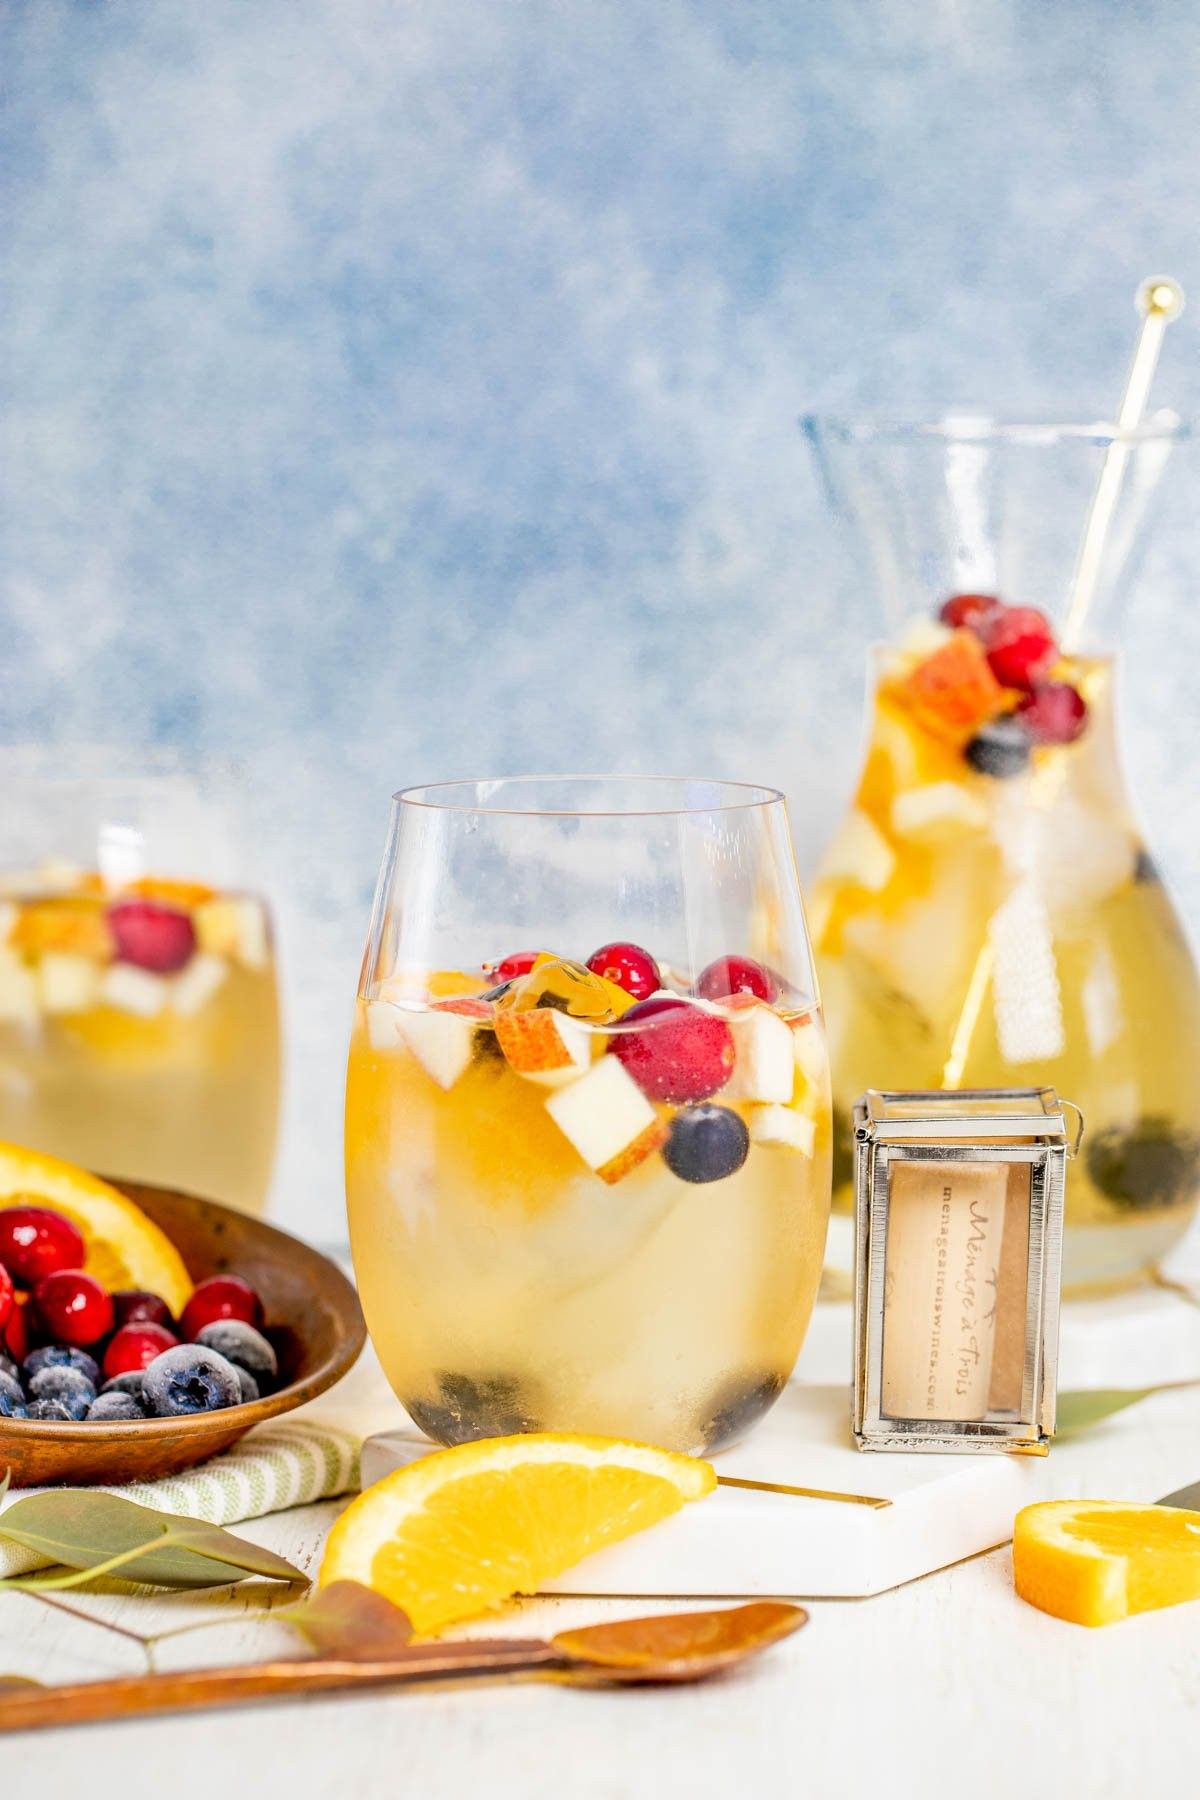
xmin=813 ymin=635 xmax=1200 ymax=1292
xmin=0 ymin=874 xmax=280 ymax=1213
xmin=346 ymin=958 xmax=831 ymax=1453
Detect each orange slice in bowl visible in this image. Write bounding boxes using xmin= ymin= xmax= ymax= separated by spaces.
xmin=0 ymin=1143 xmax=192 ymax=1315
xmin=320 ymin=1433 xmax=716 ymax=1634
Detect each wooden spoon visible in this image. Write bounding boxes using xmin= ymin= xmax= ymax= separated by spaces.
xmin=0 ymin=1601 xmax=807 ymax=1733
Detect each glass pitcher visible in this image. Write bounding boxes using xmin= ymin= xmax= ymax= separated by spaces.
xmin=803 ymin=414 xmax=1200 ymax=1293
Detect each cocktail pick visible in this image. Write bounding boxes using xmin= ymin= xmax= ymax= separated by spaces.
xmin=1061 ymin=276 xmax=1185 ymax=651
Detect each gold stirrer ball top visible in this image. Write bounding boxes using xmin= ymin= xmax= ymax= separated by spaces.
xmin=1138 ymin=276 xmax=1185 ymax=320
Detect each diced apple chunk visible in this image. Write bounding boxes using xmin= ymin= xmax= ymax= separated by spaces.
xmin=749 ymin=1105 xmax=816 ymax=1156
xmin=494 ymin=1007 xmax=592 ymax=1088
xmin=39 ymin=952 xmax=100 ymax=1015
xmin=170 ymin=953 xmax=229 ymax=1018
xmin=820 ymin=811 xmax=895 ymax=893
xmin=365 ymin=1000 xmax=405 ymax=1053
xmin=395 ymin=1006 xmax=482 ymax=1089
xmin=544 ymin=1055 xmax=666 ymax=1184
xmin=724 ymin=1004 xmax=794 ymax=1104
xmin=792 ymin=1015 xmax=828 ymax=1091
xmin=100 ymin=964 xmax=170 ymax=1018
xmin=194 ymin=897 xmax=270 ymax=970
xmin=0 ymin=951 xmax=38 ymax=1024
xmin=891 ymin=781 xmax=987 ymax=842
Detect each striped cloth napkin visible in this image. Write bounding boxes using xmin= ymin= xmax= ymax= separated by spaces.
xmin=0 ymin=1417 xmax=362 ymax=1580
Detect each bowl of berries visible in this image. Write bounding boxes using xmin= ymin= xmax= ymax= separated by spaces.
xmin=0 ymin=1143 xmax=365 ymax=1487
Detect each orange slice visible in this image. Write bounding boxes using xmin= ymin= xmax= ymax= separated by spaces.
xmin=9 ymin=899 xmax=112 ymax=962
xmin=898 ymin=633 xmax=1006 ymax=744
xmin=320 ymin=1433 xmax=716 ymax=1634
xmin=0 ymin=1143 xmax=192 ymax=1315
xmin=1014 ymin=1499 xmax=1200 ymax=1627
xmin=125 ymin=877 xmax=218 ymax=910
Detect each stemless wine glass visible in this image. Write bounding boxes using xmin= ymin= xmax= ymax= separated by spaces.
xmin=345 ymin=776 xmax=832 ymax=1454
xmin=0 ymin=748 xmax=282 ymax=1214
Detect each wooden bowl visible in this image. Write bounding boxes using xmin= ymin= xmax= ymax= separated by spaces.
xmin=0 ymin=1180 xmax=365 ymax=1488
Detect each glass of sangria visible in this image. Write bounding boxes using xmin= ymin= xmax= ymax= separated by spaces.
xmin=0 ymin=750 xmax=282 ymax=1214
xmin=803 ymin=413 xmax=1200 ymax=1293
xmin=345 ymin=777 xmax=831 ymax=1453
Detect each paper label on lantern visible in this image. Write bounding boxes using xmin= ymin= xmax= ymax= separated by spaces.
xmin=881 ymin=1160 xmax=1008 ymax=1421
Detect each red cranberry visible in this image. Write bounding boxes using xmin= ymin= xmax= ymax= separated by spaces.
xmin=585 ymin=941 xmax=662 ymax=1002
xmin=982 ymin=607 xmax=1058 ymax=690
xmin=34 ymin=1270 xmax=114 ymax=1347
xmin=181 ymin=1274 xmax=264 ymax=1340
xmin=695 ymin=955 xmax=780 ymax=1004
xmin=0 ymin=1262 xmax=12 ymax=1332
xmin=112 ymin=1289 xmax=175 ymax=1332
xmin=609 ymin=996 xmax=735 ymax=1104
xmin=1016 ymin=682 xmax=1089 ymax=746
xmin=103 ymin=1321 xmax=179 ymax=1379
xmin=0 ymin=1206 xmax=86 ymax=1288
xmin=938 ymin=593 xmax=1004 ymax=635
xmin=107 ymin=899 xmax=196 ymax=973
xmin=4 ymin=1297 xmax=29 ymax=1362
xmin=487 ymin=950 xmax=542 ymax=984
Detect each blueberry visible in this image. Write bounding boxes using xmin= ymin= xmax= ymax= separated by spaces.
xmin=28 ymin=1366 xmax=95 ymax=1420
xmin=663 ymin=1104 xmax=750 ymax=1183
xmin=195 ymin=1321 xmax=277 ymax=1386
xmin=233 ymin=1365 xmax=260 ymax=1405
xmin=86 ymin=1391 xmax=145 ymax=1423
xmin=23 ymin=1345 xmax=100 ymax=1387
xmin=0 ymin=1370 xmax=27 ymax=1417
xmin=101 ymin=1371 xmax=147 ymax=1401
xmin=963 ymin=717 xmax=1032 ymax=778
xmin=141 ymin=1345 xmax=241 ymax=1417
xmin=0 ymin=1353 xmax=18 ymax=1386
xmin=26 ymin=1398 xmax=74 ymax=1422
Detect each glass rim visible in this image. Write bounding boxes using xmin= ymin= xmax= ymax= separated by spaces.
xmin=799 ymin=408 xmax=1190 ymax=447
xmin=393 ymin=774 xmax=787 ymax=818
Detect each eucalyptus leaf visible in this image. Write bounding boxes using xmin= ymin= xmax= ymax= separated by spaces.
xmin=275 ymin=1580 xmax=413 ymax=1661
xmin=1056 ymin=1387 xmax=1161 ymax=1436
xmin=0 ymin=1492 xmax=304 ymax=1590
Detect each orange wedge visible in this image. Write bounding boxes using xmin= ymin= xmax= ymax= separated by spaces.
xmin=1014 ymin=1500 xmax=1200 ymax=1627
xmin=0 ymin=1143 xmax=192 ymax=1315
xmin=320 ymin=1433 xmax=716 ymax=1634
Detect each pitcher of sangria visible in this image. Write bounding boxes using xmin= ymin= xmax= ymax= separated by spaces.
xmin=804 ymin=414 xmax=1200 ymax=1293
xmin=0 ymin=751 xmax=281 ymax=1214
xmin=345 ymin=777 xmax=831 ymax=1453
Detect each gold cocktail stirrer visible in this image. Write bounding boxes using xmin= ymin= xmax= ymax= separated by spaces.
xmin=942 ymin=276 xmax=1184 ymax=1087
xmin=1062 ymin=276 xmax=1185 ymax=651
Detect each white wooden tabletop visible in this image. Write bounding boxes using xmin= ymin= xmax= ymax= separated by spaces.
xmin=6 ymin=1271 xmax=1200 ymax=1800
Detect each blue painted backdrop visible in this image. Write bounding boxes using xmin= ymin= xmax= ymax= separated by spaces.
xmin=3 ymin=1 xmax=1199 ymax=1236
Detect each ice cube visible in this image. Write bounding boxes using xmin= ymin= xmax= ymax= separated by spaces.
xmin=989 ymin=880 xmax=1065 ymax=1064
